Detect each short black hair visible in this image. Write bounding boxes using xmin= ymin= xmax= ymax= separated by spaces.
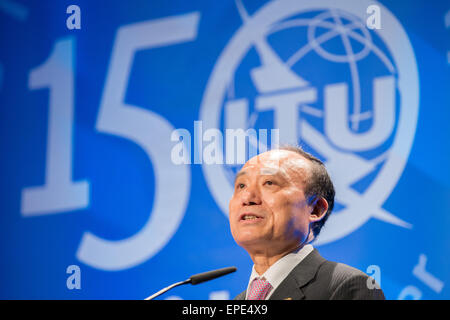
xmin=278 ymin=145 xmax=335 ymax=239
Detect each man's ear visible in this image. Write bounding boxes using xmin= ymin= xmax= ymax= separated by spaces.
xmin=309 ymin=197 xmax=329 ymax=223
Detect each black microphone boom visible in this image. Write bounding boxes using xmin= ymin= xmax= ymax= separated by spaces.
xmin=144 ymin=266 xmax=237 ymax=300
xmin=189 ymin=266 xmax=237 ymax=285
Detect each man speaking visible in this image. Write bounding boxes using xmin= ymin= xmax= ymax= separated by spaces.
xmin=229 ymin=146 xmax=385 ymax=300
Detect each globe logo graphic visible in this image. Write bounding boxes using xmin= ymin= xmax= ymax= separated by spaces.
xmin=306 ymin=10 xmax=373 ymax=64
xmin=200 ymin=0 xmax=419 ymax=245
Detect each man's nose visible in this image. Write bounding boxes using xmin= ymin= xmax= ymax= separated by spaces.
xmin=241 ymin=184 xmax=262 ymax=206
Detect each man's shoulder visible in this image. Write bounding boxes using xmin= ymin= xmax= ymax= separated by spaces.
xmin=311 ymin=257 xmax=385 ymax=300
xmin=295 ymin=250 xmax=385 ymax=300
xmin=297 ymin=254 xmax=358 ymax=291
xmin=318 ymin=259 xmax=369 ymax=284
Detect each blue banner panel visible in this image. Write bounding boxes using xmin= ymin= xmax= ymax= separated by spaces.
xmin=0 ymin=0 xmax=449 ymax=299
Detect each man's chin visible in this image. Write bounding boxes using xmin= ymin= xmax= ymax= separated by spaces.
xmin=236 ymin=237 xmax=269 ymax=251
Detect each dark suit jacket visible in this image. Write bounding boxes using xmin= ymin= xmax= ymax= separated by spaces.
xmin=234 ymin=249 xmax=385 ymax=300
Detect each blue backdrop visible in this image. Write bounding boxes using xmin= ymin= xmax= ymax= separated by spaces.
xmin=0 ymin=0 xmax=449 ymax=299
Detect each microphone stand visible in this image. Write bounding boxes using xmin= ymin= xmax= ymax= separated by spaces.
xmin=144 ymin=266 xmax=237 ymax=300
xmin=145 ymin=279 xmax=191 ymax=300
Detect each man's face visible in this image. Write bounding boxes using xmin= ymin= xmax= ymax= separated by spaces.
xmin=229 ymin=150 xmax=315 ymax=254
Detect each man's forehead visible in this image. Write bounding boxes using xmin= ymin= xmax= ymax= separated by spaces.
xmin=246 ymin=149 xmax=309 ymax=167
xmin=238 ymin=150 xmax=310 ymax=178
xmin=236 ymin=165 xmax=286 ymax=178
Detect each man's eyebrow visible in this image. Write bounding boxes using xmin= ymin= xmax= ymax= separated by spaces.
xmin=234 ymin=170 xmax=247 ymax=184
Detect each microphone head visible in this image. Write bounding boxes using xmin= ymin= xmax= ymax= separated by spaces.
xmin=189 ymin=266 xmax=237 ymax=285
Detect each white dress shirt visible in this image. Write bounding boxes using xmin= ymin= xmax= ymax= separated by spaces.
xmin=245 ymin=244 xmax=314 ymax=300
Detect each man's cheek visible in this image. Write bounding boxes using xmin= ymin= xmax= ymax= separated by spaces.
xmin=263 ymin=195 xmax=277 ymax=207
xmin=229 ymin=201 xmax=238 ymax=218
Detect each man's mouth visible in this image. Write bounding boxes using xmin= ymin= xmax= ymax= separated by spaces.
xmin=239 ymin=213 xmax=264 ymax=221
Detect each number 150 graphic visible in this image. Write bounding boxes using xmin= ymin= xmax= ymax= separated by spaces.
xmin=20 ymin=12 xmax=199 ymax=271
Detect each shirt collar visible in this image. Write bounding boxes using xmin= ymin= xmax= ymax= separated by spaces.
xmin=245 ymin=244 xmax=314 ymax=299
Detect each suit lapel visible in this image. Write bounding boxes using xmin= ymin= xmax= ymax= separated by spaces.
xmin=268 ymin=273 xmax=306 ymax=300
xmin=234 ymin=290 xmax=246 ymax=300
xmin=268 ymin=249 xmax=326 ymax=300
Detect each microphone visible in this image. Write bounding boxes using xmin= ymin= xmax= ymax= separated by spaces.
xmin=144 ymin=266 xmax=237 ymax=300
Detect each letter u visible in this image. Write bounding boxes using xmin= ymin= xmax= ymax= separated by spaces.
xmin=324 ymin=76 xmax=395 ymax=151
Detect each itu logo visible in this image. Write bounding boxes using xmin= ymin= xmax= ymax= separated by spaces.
xmin=199 ymin=0 xmax=419 ymax=245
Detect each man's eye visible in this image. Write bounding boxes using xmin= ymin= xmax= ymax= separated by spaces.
xmin=237 ymin=183 xmax=245 ymax=189
xmin=264 ymin=180 xmax=274 ymax=186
